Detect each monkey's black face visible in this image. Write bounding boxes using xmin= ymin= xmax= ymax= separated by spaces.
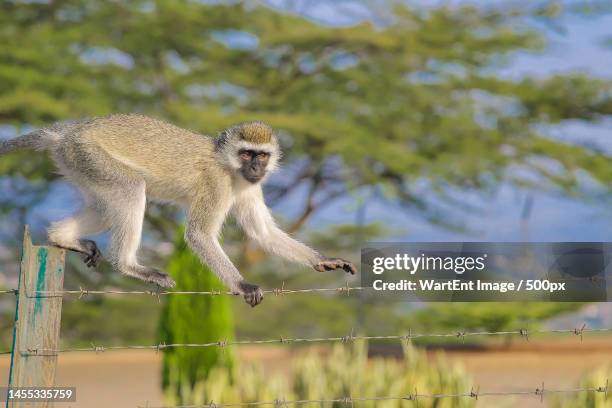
xmin=239 ymin=149 xmax=270 ymax=183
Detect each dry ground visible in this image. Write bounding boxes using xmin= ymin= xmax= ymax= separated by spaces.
xmin=0 ymin=338 xmax=610 ymax=408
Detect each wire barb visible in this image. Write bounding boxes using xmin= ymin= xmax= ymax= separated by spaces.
xmin=273 ymin=397 xmax=287 ymax=407
xmin=535 ymin=382 xmax=545 ymax=403
xmin=78 ymin=286 xmax=88 ymax=299
xmin=401 ymin=328 xmax=412 ymax=344
xmin=573 ymin=323 xmax=587 ymax=342
xmin=337 ymin=281 xmax=353 ymax=296
xmin=91 ymin=342 xmax=105 ymax=353
xmin=596 ymin=379 xmax=609 ymax=395
xmin=341 ymin=328 xmax=355 ymax=343
xmin=402 ymin=391 xmax=417 ymax=401
xmin=272 ymin=282 xmax=285 ymax=296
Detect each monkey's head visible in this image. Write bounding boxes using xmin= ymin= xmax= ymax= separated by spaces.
xmin=216 ymin=121 xmax=281 ymax=184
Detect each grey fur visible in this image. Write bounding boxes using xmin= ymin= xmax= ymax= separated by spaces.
xmin=0 ymin=119 xmax=93 ymax=154
xmin=0 ymin=130 xmax=43 ymax=154
xmin=0 ymin=114 xmax=356 ymax=306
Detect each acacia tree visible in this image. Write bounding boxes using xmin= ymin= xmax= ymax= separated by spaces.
xmin=2 ymin=0 xmax=610 ymax=284
xmin=1 ymin=1 xmax=610 ymax=233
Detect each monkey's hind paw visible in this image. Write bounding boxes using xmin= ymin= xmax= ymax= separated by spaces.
xmin=314 ymin=258 xmax=357 ymax=275
xmin=79 ymin=239 xmax=102 ymax=268
xmin=237 ymin=281 xmax=264 ymax=307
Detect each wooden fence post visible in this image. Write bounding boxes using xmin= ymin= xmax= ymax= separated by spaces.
xmin=6 ymin=226 xmax=65 ymax=408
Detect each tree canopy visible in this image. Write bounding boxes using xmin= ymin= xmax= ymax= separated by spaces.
xmin=1 ymin=0 xmax=610 ymax=235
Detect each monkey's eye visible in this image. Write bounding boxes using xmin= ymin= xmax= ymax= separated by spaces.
xmin=257 ymin=152 xmax=269 ymax=159
xmin=239 ymin=151 xmax=252 ymax=161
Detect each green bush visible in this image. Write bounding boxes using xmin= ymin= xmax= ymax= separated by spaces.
xmin=184 ymin=342 xmax=474 ymax=408
xmin=159 ymin=228 xmax=236 ymax=405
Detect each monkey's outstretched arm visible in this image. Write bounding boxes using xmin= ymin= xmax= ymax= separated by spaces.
xmin=185 ymin=199 xmax=264 ymax=306
xmin=233 ymin=187 xmax=356 ymax=275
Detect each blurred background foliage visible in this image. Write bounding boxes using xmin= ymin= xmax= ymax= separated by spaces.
xmin=0 ymin=0 xmax=611 ymax=404
xmin=164 ymin=342 xmax=475 ymax=408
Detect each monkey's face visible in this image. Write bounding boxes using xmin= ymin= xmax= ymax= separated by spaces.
xmin=216 ymin=121 xmax=281 ymax=181
xmin=239 ymin=149 xmax=271 ymax=183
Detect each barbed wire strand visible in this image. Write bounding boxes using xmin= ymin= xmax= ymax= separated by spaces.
xmin=9 ymin=284 xmax=366 ymax=299
xmin=1 ymin=272 xmax=606 ymax=299
xmin=139 ymin=382 xmax=609 ymax=408
xmin=3 ymin=326 xmax=609 ymax=356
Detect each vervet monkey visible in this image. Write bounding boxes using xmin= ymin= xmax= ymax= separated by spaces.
xmin=0 ymin=114 xmax=356 ymax=306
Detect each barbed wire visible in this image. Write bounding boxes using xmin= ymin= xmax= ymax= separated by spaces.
xmin=0 ymin=283 xmax=366 ymax=299
xmin=139 ymin=382 xmax=609 ymax=407
xmin=0 ymin=272 xmax=606 ymax=300
xmin=3 ymin=325 xmax=609 ymax=356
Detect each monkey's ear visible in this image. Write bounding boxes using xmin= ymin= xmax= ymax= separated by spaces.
xmin=215 ymin=130 xmax=229 ymax=148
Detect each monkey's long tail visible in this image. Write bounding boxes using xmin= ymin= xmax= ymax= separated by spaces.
xmin=0 ymin=129 xmax=51 ymax=155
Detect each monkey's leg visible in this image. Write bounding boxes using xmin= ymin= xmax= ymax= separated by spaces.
xmin=48 ymin=207 xmax=107 ymax=267
xmin=105 ymin=182 xmax=176 ymax=288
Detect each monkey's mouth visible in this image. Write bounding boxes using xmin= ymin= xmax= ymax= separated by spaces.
xmin=242 ymin=169 xmax=265 ymax=183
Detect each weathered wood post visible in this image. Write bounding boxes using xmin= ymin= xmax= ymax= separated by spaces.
xmin=6 ymin=226 xmax=65 ymax=408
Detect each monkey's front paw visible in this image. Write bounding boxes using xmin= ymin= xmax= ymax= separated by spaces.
xmin=144 ymin=268 xmax=176 ymax=288
xmin=79 ymin=239 xmax=102 ymax=268
xmin=237 ymin=281 xmax=264 ymax=307
xmin=314 ymin=257 xmax=357 ymax=275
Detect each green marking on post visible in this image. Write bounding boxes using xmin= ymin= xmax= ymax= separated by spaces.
xmin=8 ymin=227 xmax=65 ymax=401
xmin=34 ymin=247 xmax=48 ymax=316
